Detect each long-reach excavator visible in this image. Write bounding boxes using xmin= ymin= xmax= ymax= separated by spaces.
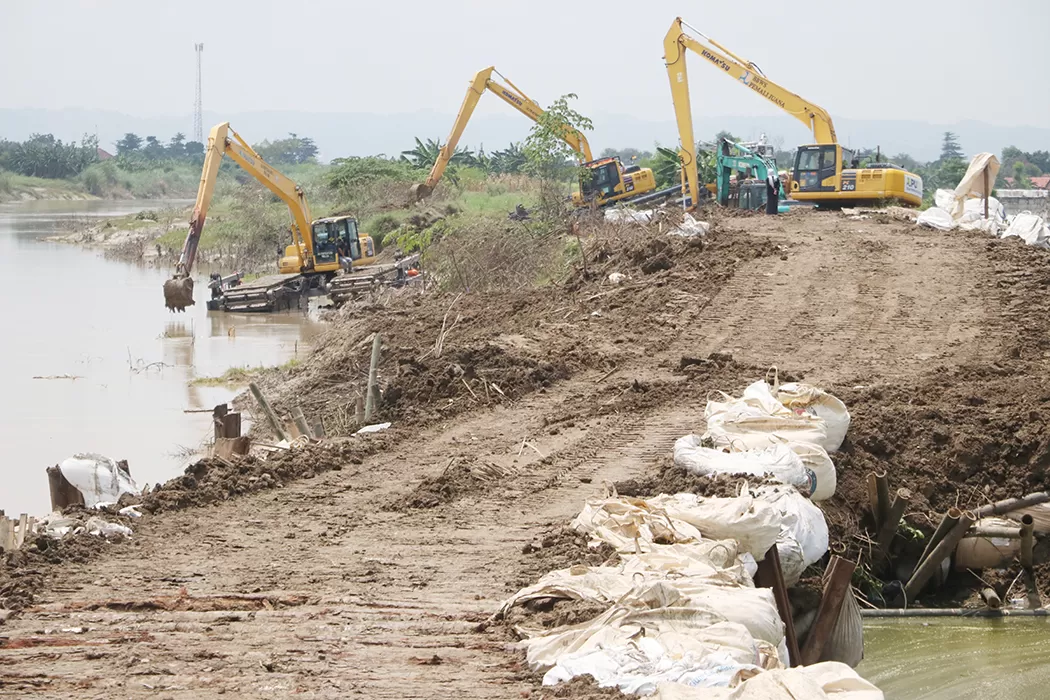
xmin=663 ymin=17 xmax=923 ymax=209
xmin=412 ymin=67 xmax=670 ymax=208
xmin=163 ymin=122 xmax=382 ymax=313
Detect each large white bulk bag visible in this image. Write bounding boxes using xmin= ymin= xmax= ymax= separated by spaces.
xmin=776 ymin=383 xmax=851 ymax=452
xmin=674 ymin=435 xmax=810 ymax=490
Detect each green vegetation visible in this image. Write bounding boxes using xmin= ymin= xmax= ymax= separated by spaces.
xmin=190 ymin=358 xmax=301 ymax=387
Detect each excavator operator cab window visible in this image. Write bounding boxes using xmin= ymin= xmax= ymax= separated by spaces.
xmin=584 ymin=162 xmax=620 ymax=200
xmin=337 ymin=219 xmax=362 ymax=260
xmin=793 ymin=146 xmax=837 ymax=192
xmin=312 ymin=222 xmax=338 ymax=264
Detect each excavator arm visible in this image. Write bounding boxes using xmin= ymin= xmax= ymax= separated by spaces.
xmin=663 ymin=17 xmax=836 ymax=209
xmin=164 ymin=122 xmax=314 ymax=312
xmin=412 ymin=67 xmax=593 ymax=200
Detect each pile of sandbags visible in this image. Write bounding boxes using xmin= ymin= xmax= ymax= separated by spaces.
xmin=676 ymin=379 xmax=849 ymax=502
xmin=499 ymin=487 xmax=870 ymax=696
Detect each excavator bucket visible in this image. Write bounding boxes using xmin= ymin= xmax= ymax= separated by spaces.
xmin=409 ymin=182 xmax=433 ymax=203
xmin=163 ymin=276 xmax=195 ymax=312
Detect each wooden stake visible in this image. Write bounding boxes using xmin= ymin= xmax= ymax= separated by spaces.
xmin=919 ymin=508 xmax=962 ymax=571
xmin=291 ymin=407 xmax=313 ymax=440
xmin=754 ymin=546 xmax=801 ymax=667
xmin=1020 ymin=514 xmax=1035 ymax=568
xmin=16 ymin=514 xmax=28 ymax=548
xmin=800 ymin=556 xmax=857 ymax=666
xmin=354 ymin=396 xmax=365 ymax=426
xmin=866 ymin=472 xmax=880 ymax=528
xmin=249 ymin=382 xmax=289 ymax=442
xmin=364 ymin=333 xmax=381 ymax=421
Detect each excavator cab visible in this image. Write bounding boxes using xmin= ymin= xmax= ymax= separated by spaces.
xmin=792 ymin=145 xmax=839 ymax=193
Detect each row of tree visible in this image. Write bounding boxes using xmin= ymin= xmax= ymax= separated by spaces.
xmin=0 ymin=134 xmax=100 ymax=179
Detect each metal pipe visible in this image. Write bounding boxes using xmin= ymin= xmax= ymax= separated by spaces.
xmin=905 ymin=510 xmax=977 ymax=601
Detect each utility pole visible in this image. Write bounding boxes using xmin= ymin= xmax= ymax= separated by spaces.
xmin=193 ymin=43 xmax=204 ymax=143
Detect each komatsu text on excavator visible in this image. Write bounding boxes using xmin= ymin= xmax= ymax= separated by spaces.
xmin=663 ymin=18 xmax=923 ymax=209
xmin=163 ymin=123 xmax=378 ymax=312
xmin=413 ymin=67 xmax=674 ymax=209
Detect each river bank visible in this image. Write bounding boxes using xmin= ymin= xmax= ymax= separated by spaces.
xmin=5 ymin=206 xmax=1050 ymax=697
xmin=0 ymin=198 xmax=320 ymax=518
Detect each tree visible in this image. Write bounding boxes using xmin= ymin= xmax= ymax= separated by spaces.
xmin=599 ymin=147 xmax=652 ymax=164
xmin=400 ymin=137 xmax=475 ymax=170
xmin=524 ymin=94 xmax=593 ymax=216
xmin=115 ymin=132 xmax=142 ymax=156
xmin=184 ymin=140 xmax=205 ymax=157
xmin=168 ymin=132 xmax=186 ymax=157
xmin=143 ymin=135 xmax=165 ymax=160
xmin=1028 ymin=150 xmax=1050 ymax=174
xmin=940 ymin=132 xmax=963 ymax=161
xmin=487 ymin=142 xmax=526 ymax=175
xmin=714 ymin=130 xmax=740 ymax=146
xmin=650 ymin=146 xmax=682 ymax=189
xmin=254 ymin=133 xmax=318 ymax=165
xmin=1013 ymin=161 xmax=1033 ymax=189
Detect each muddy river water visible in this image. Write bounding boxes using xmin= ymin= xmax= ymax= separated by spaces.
xmin=0 ymin=198 xmax=320 ymax=516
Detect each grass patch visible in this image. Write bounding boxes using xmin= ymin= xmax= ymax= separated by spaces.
xmin=191 ymin=358 xmax=302 ymax=387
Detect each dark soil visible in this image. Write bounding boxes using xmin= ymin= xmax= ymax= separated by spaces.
xmin=510 ymin=528 xmax=618 ymax=592
xmin=387 ymin=458 xmax=499 ymax=510
xmin=0 ymin=534 xmax=110 ymax=610
xmin=615 ymin=456 xmax=788 ymax=499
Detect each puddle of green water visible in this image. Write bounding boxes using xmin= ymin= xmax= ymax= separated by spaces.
xmin=859 ymin=618 xmax=1050 ymax=699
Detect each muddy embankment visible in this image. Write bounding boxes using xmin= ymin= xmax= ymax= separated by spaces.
xmin=6 ymin=208 xmax=1050 ymax=696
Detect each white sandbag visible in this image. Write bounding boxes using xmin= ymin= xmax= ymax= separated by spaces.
xmin=670 ymin=213 xmax=710 ymax=238
xmin=674 ymin=435 xmax=811 ymax=492
xmin=572 ymin=496 xmax=705 ymax=553
xmin=56 ymin=453 xmax=138 ymax=507
xmin=706 ymin=381 xmax=832 ymax=453
xmin=934 ymin=188 xmax=955 ymax=211
xmin=654 ymin=662 xmax=884 ymax=699
xmin=648 ymin=493 xmax=783 ymax=560
xmin=1003 ymin=213 xmax=1050 ymax=248
xmin=753 ymin=485 xmax=829 ymax=585
xmin=916 ymin=207 xmax=955 ymax=231
xmin=605 ymin=208 xmax=654 ymax=224
xmin=784 ymin=442 xmax=837 ymax=501
xmin=775 ymin=383 xmax=851 ymax=452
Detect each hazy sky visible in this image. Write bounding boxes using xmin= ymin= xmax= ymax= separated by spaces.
xmin=2 ymin=0 xmax=1047 ymax=128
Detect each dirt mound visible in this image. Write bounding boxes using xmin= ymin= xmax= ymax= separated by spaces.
xmin=504 ymin=597 xmax=611 ymax=635
xmin=510 ymin=528 xmax=618 ymax=592
xmin=1 ymin=534 xmax=110 ymax=610
xmin=615 ymin=456 xmax=787 ymax=499
xmin=138 ymin=439 xmax=383 ymax=514
xmin=528 ymin=674 xmax=629 ymax=699
xmin=388 ymin=458 xmax=510 ymax=510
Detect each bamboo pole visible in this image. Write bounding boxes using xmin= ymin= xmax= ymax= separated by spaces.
xmin=364 ymin=333 xmax=381 ymax=421
xmin=874 ymin=472 xmax=890 ymax=531
xmin=975 ymin=492 xmax=1050 ymax=518
xmin=876 ymin=488 xmax=911 ymax=558
xmin=1020 ymin=514 xmax=1035 ymax=568
xmin=861 ymin=608 xmax=1049 ymax=618
xmin=800 ymin=556 xmax=857 ymax=666
xmin=866 ymin=473 xmax=880 ymax=527
xmin=918 ymin=508 xmax=962 ymax=572
xmin=249 ymin=382 xmax=289 ymax=442
xmin=980 ymin=587 xmax=1002 ymax=609
xmin=905 ymin=510 xmax=977 ymax=601
xmin=291 ymin=407 xmax=313 ymax=440
xmin=971 ymin=525 xmax=1022 ymax=539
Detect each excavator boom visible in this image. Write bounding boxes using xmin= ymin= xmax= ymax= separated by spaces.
xmin=412 ymin=66 xmax=593 ymax=200
xmin=664 ymin=17 xmax=836 ymax=210
xmin=163 ymin=122 xmax=315 ymax=312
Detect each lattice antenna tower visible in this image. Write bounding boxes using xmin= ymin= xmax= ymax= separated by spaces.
xmin=193 ymin=43 xmax=204 ymax=143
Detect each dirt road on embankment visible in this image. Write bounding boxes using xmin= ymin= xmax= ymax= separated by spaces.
xmin=5 ymin=209 xmax=1050 ymax=698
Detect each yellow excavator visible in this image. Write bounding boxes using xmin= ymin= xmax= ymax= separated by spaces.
xmin=412 ymin=66 xmax=664 ymax=208
xmin=163 ymin=122 xmax=376 ymax=312
xmin=663 ymin=17 xmax=923 ymax=209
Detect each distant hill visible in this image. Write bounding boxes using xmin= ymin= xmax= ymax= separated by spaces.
xmin=2 ymin=108 xmax=1046 ymax=164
